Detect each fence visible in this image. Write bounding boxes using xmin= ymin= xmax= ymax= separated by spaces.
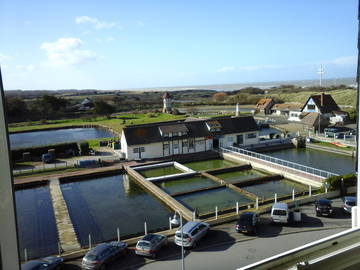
xmin=220 ymin=146 xmax=338 ymax=179
xmin=13 ymin=161 xmax=73 ymax=176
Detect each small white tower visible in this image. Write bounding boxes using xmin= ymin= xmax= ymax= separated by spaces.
xmin=162 ymin=92 xmax=172 ymax=113
xmin=235 ymin=103 xmax=240 ymax=117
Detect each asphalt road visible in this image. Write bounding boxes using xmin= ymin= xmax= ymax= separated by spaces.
xmin=62 ymin=198 xmax=351 ymax=270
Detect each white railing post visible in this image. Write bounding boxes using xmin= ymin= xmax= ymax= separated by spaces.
xmin=24 ymin=248 xmax=28 ymax=262
xmin=274 ymin=193 xmax=277 ymax=203
xmin=117 ymin=227 xmax=120 ymax=242
xmin=292 ymin=189 xmax=295 ymax=200
xmin=309 ymin=186 xmax=312 ymax=197
xmin=89 ymin=234 xmax=92 ymax=250
xmin=236 ymin=202 xmax=239 ymax=214
xmin=169 ymin=216 xmax=172 ymax=230
xmin=256 ymin=197 xmax=259 ymax=209
xmin=144 ymin=221 xmax=147 ymax=235
xmin=215 ymin=206 xmax=218 ymax=220
xmin=325 ymin=187 xmax=328 ymax=193
xmin=193 ymin=211 xmax=196 ymax=221
xmin=58 ymin=241 xmax=61 ymax=255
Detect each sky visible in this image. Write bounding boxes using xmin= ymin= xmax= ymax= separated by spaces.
xmin=0 ymin=0 xmax=358 ymax=90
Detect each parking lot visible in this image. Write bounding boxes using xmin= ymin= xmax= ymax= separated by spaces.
xmin=61 ymin=197 xmax=351 ymax=270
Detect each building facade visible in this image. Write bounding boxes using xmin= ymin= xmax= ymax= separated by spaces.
xmin=121 ymin=116 xmax=259 ymax=160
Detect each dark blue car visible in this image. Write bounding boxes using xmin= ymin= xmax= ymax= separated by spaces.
xmin=21 ymin=256 xmax=63 ymax=270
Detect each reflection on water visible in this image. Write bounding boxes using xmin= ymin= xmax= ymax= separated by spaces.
xmin=15 ymin=186 xmax=58 ymax=260
xmin=242 ymin=179 xmax=308 ymax=199
xmin=214 ymin=169 xmax=267 ymax=184
xmin=139 ymin=166 xmax=182 ymax=178
xmin=176 ymin=187 xmax=253 ymax=214
xmin=183 ymin=159 xmax=238 ymax=171
xmin=265 ymin=148 xmax=355 ymax=174
xmin=10 ymin=127 xmax=114 ymax=149
xmin=156 ymin=175 xmax=220 ymax=194
xmin=60 ymin=174 xmax=172 ymax=246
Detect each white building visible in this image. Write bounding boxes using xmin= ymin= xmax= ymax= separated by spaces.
xmin=121 ymin=116 xmax=259 ymax=160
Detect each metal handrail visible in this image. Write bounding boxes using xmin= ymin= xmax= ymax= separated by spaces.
xmin=220 ymin=146 xmax=338 ymax=178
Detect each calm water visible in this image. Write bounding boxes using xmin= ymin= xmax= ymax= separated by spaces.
xmin=176 ymin=187 xmax=253 ymax=214
xmin=183 ymin=159 xmax=238 ymax=171
xmin=139 ymin=166 xmax=182 ymax=178
xmin=156 ymin=176 xmax=220 ymax=194
xmin=10 ymin=128 xmax=114 ymax=149
xmin=15 ymin=186 xmax=58 ymax=260
xmin=60 ymin=175 xmax=172 ymax=247
xmin=265 ymin=148 xmax=355 ymax=175
xmin=243 ymin=179 xmax=308 ymax=199
xmin=214 ymin=169 xmax=267 ymax=184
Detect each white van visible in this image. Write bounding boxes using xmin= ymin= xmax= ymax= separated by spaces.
xmin=271 ymin=203 xmax=289 ymax=224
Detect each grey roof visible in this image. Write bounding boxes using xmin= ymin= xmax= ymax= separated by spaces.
xmin=123 ymin=116 xmax=259 ymax=146
xmin=159 ymin=124 xmax=189 ymax=134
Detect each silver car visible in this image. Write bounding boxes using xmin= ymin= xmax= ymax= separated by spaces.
xmin=174 ymin=221 xmax=210 ymax=248
xmin=343 ymin=196 xmax=356 ymax=214
xmin=82 ymin=241 xmax=127 ymax=270
xmin=135 ymin=233 xmax=168 ymax=258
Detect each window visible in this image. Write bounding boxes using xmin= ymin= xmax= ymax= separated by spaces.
xmin=133 ymin=148 xmax=139 ymax=153
xmin=307 ymin=104 xmax=316 ymax=110
xmin=197 ymin=140 xmax=204 ymax=145
xmin=247 ymin=133 xmax=257 ymax=139
xmin=173 ymin=144 xmax=179 ymax=149
xmin=182 ymin=141 xmax=188 ymax=147
xmin=163 ymin=143 xmax=169 ymax=150
xmin=163 ymin=133 xmax=168 ymax=137
xmin=227 ymin=136 xmax=233 ymax=142
xmin=140 ymin=147 xmax=145 ymax=152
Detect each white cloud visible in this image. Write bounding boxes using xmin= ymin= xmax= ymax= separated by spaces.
xmin=75 ymin=16 xmax=119 ymax=30
xmin=217 ymin=66 xmax=235 ymax=73
xmin=1 ymin=64 xmax=8 ymax=69
xmin=0 ymin=54 xmax=10 ymax=62
xmin=40 ymin=37 xmax=97 ymax=67
xmin=16 ymin=64 xmax=35 ymax=71
xmin=137 ymin=20 xmax=145 ymax=27
xmin=330 ymin=56 xmax=357 ymax=66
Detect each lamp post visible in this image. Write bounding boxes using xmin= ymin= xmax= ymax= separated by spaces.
xmin=180 ymin=214 xmax=185 ymax=270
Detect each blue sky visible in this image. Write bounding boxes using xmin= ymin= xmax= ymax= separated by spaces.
xmin=0 ymin=0 xmax=357 ymax=90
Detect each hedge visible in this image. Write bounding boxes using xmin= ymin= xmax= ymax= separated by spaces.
xmin=324 ymin=173 xmax=356 ymax=191
xmin=11 ymin=142 xmax=79 ymax=162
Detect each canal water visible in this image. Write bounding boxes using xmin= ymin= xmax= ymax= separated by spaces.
xmin=139 ymin=165 xmax=182 ymax=178
xmin=156 ymin=175 xmax=220 ymax=195
xmin=212 ymin=169 xmax=267 ymax=184
xmin=175 ymin=187 xmax=253 ymax=214
xmin=10 ymin=127 xmax=114 ymax=149
xmin=183 ymin=159 xmax=238 ymax=171
xmin=242 ymin=179 xmax=308 ymax=199
xmin=15 ymin=186 xmax=58 ymax=260
xmin=60 ymin=174 xmax=172 ymax=247
xmin=265 ymin=148 xmax=355 ymax=175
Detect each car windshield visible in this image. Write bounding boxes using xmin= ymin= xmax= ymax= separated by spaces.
xmin=273 ymin=209 xmax=287 ymax=216
xmin=138 ymin=241 xmax=150 ymax=247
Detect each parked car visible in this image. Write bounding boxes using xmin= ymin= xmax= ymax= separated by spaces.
xmin=174 ymin=221 xmax=210 ymax=248
xmin=343 ymin=196 xmax=357 ymax=214
xmin=82 ymin=241 xmax=127 ymax=270
xmin=21 ymin=256 xmax=63 ymax=270
xmin=271 ymin=203 xmax=289 ymax=224
xmin=315 ymin=199 xmax=333 ymax=216
xmin=135 ymin=233 xmax=167 ymax=258
xmin=324 ymin=128 xmax=340 ymax=138
xmin=235 ymin=212 xmax=259 ymax=234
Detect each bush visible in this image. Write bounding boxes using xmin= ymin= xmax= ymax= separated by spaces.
xmin=324 ymin=174 xmax=356 ymax=191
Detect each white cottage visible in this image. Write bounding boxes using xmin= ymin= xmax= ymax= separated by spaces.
xmin=121 ymin=116 xmax=259 ymax=160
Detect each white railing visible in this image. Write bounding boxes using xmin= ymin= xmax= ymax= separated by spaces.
xmin=220 ymin=146 xmax=338 ymax=179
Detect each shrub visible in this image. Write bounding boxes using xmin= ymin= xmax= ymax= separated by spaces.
xmin=324 ymin=173 xmax=356 ymax=190
xmin=77 ymin=141 xmax=89 ymax=156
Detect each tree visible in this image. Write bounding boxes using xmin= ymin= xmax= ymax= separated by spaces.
xmin=5 ymin=97 xmax=28 ymax=119
xmin=213 ymin=92 xmax=227 ymax=102
xmin=94 ymin=100 xmax=115 ymax=118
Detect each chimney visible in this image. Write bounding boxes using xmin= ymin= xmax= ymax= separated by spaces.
xmin=321 ymin=92 xmax=324 ymax=107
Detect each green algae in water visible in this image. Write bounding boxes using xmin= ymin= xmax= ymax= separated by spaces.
xmin=156 ymin=176 xmax=220 ymax=194
xmin=176 ymin=187 xmax=253 ymax=214
xmin=183 ymin=159 xmax=239 ymax=171
xmin=139 ymin=165 xmax=183 ymax=178
xmin=214 ymin=169 xmax=268 ymax=184
xmin=242 ymin=179 xmax=308 ymax=199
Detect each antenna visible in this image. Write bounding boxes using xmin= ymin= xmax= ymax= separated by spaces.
xmin=317 ymin=65 xmax=325 ymax=87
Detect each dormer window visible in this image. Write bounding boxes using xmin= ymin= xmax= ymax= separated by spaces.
xmin=159 ymin=124 xmax=189 ymax=137
xmin=206 ymin=120 xmax=222 ymax=132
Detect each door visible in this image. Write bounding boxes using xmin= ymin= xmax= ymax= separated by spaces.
xmin=213 ymin=139 xmax=219 ymax=148
xmin=237 ymin=134 xmax=244 ymax=145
